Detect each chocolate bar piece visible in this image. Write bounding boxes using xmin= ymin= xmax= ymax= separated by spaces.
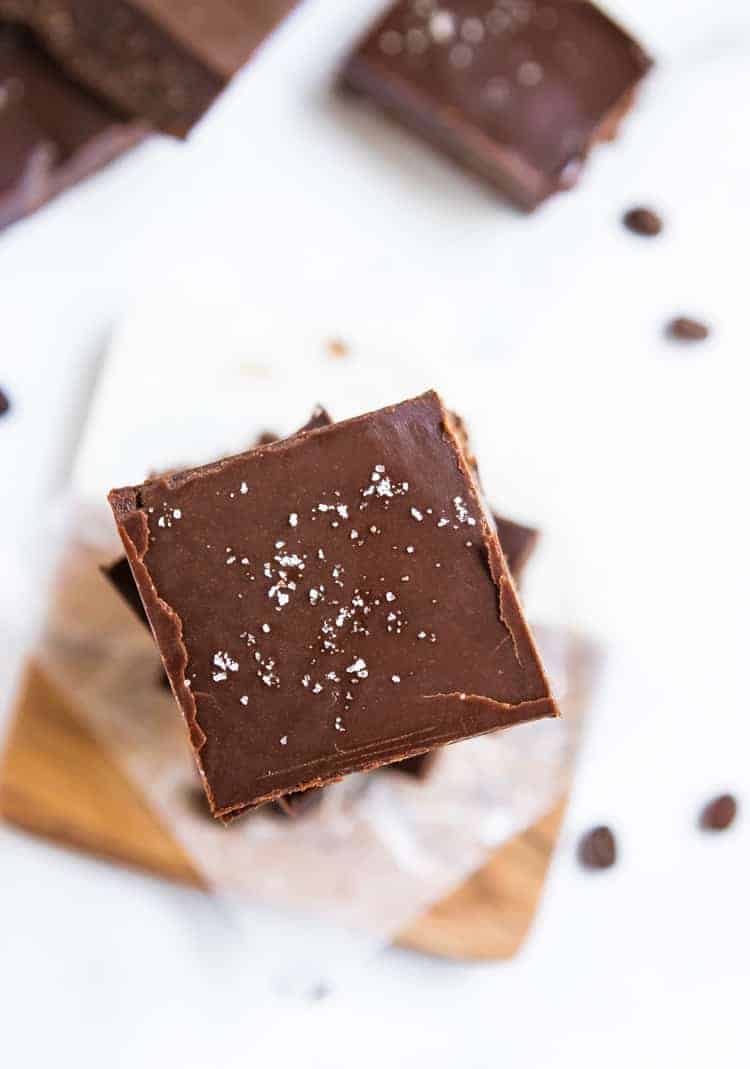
xmin=109 ymin=391 xmax=557 ymax=818
xmin=105 ymin=405 xmax=540 ymax=797
xmin=0 ymin=24 xmax=147 ymax=231
xmin=342 ymin=0 xmax=652 ymax=210
xmin=0 ymin=0 xmax=297 ymax=137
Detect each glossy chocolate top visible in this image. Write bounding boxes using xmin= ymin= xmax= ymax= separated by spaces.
xmin=343 ymin=0 xmax=652 ymax=208
xmin=109 ymin=391 xmax=557 ymax=817
xmin=0 ymin=0 xmax=297 ymax=135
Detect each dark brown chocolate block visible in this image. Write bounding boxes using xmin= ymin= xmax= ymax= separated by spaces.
xmin=0 ymin=24 xmax=147 ymax=231
xmin=104 ymin=405 xmax=540 ymax=798
xmin=109 ymin=391 xmax=557 ymax=818
xmin=0 ymin=0 xmax=298 ymax=137
xmin=342 ymin=0 xmax=652 ymax=210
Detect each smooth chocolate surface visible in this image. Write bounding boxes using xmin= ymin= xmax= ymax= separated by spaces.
xmin=109 ymin=391 xmax=557 ymax=818
xmin=0 ymin=0 xmax=297 ymax=136
xmin=342 ymin=0 xmax=652 ymax=210
xmin=105 ymin=405 xmax=540 ymax=795
xmin=393 ymin=513 xmax=537 ymax=780
xmin=0 ymin=24 xmax=147 ymax=231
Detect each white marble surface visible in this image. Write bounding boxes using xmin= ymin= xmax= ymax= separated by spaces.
xmin=1 ymin=1 xmax=749 ymax=1065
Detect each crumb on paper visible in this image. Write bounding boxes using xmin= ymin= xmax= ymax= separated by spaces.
xmin=326 ymin=338 xmax=350 ymax=359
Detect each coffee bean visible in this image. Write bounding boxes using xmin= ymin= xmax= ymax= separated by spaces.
xmin=623 ymin=206 xmax=663 ymax=236
xmin=578 ymin=825 xmax=617 ymax=870
xmin=667 ymin=317 xmax=710 ymax=342
xmin=0 ymin=388 xmax=10 ymax=416
xmin=700 ymin=793 xmax=737 ymax=831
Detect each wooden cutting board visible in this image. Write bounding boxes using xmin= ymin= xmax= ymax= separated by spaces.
xmin=0 ymin=659 xmax=568 ymax=960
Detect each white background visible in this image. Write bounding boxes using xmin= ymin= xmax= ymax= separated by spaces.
xmin=1 ymin=1 xmax=749 ymax=1065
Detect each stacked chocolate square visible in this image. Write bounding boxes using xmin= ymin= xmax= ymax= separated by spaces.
xmin=107 ymin=391 xmax=556 ymax=821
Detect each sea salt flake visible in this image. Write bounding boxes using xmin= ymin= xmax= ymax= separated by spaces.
xmin=453 ymin=496 xmax=476 ymax=525
xmin=289 ymin=513 xmax=298 ymax=527
xmin=391 ymin=675 xmax=401 ymax=684
xmin=429 ymin=9 xmax=455 ymax=42
xmin=213 ymin=651 xmax=239 ymax=673
xmin=240 ymin=482 xmax=248 ymax=494
xmin=346 ymin=657 xmax=368 ymax=679
xmin=280 ymin=735 xmax=288 ymax=745
xmin=410 ymin=508 xmax=423 ymax=522
xmin=240 ymin=695 xmax=249 ymax=706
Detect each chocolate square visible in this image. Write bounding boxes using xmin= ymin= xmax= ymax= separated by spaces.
xmin=342 ymin=0 xmax=652 ymax=209
xmin=0 ymin=0 xmax=298 ymax=137
xmin=0 ymin=25 xmax=147 ymax=231
xmin=109 ymin=391 xmax=557 ymax=818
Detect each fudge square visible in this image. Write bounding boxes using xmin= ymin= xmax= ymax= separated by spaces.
xmin=342 ymin=0 xmax=652 ymax=210
xmin=108 ymin=391 xmax=558 ymax=818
